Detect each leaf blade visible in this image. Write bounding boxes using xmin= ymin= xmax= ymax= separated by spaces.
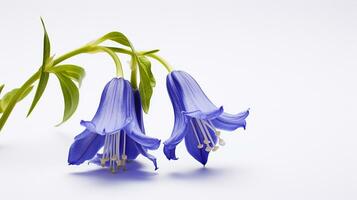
xmin=0 ymin=84 xmax=4 ymax=95
xmin=48 ymin=64 xmax=85 ymax=86
xmin=0 ymin=86 xmax=34 ymax=113
xmin=27 ymin=18 xmax=52 ymax=117
xmin=99 ymin=32 xmax=131 ymax=47
xmin=55 ymin=72 xmax=79 ymax=125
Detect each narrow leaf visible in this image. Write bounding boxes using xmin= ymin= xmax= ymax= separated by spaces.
xmin=27 ymin=18 xmax=52 ymax=117
xmin=40 ymin=17 xmax=51 ymax=64
xmin=48 ymin=65 xmax=85 ymax=87
xmin=142 ymin=49 xmax=160 ymax=55
xmin=139 ymin=72 xmax=153 ymax=114
xmin=138 ymin=56 xmax=155 ymax=113
xmin=137 ymin=55 xmax=156 ymax=87
xmin=0 ymin=84 xmax=4 ymax=95
xmin=102 ymin=32 xmax=156 ymax=113
xmin=0 ymin=86 xmax=34 ymax=112
xmin=100 ymin=32 xmax=131 ymax=47
xmin=27 ymin=72 xmax=49 ymax=116
xmin=55 ymin=72 xmax=79 ymax=125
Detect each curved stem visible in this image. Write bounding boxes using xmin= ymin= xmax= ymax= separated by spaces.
xmin=145 ymin=53 xmax=173 ymax=72
xmin=0 ymin=71 xmax=40 ymax=131
xmin=107 ymin=47 xmax=173 ymax=72
xmin=53 ymin=45 xmax=93 ymax=65
xmin=130 ymin=56 xmax=138 ymax=89
xmin=93 ymin=46 xmax=123 ymax=77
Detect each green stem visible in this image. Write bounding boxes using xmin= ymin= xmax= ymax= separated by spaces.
xmin=144 ymin=53 xmax=173 ymax=72
xmin=107 ymin=47 xmax=173 ymax=72
xmin=93 ymin=46 xmax=123 ymax=77
xmin=130 ymin=56 xmax=138 ymax=89
xmin=53 ymin=45 xmax=93 ymax=65
xmin=0 ymin=71 xmax=40 ymax=131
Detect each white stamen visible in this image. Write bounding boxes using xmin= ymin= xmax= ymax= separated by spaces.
xmin=196 ymin=119 xmax=210 ymax=146
xmin=204 ymin=120 xmax=221 ymax=137
xmin=219 ymin=138 xmax=226 ymax=146
xmin=190 ymin=119 xmax=203 ymax=148
xmin=122 ymin=130 xmax=127 ymax=170
xmin=205 ymin=146 xmax=212 ymax=152
xmin=201 ymin=120 xmax=215 ymax=147
xmin=101 ymin=133 xmax=110 ymax=166
xmin=116 ymin=131 xmax=121 ymax=168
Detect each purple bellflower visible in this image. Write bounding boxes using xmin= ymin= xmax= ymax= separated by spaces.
xmin=68 ymin=78 xmax=160 ymax=172
xmin=164 ymin=71 xmax=249 ymax=165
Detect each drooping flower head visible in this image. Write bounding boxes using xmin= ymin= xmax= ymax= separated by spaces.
xmin=68 ymin=78 xmax=160 ymax=172
xmin=164 ymin=70 xmax=249 ymax=165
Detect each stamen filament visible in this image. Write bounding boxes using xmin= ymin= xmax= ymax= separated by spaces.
xmin=201 ymin=120 xmax=215 ymax=147
xmin=196 ymin=119 xmax=210 ymax=145
xmin=190 ymin=119 xmax=203 ymax=149
xmin=122 ymin=130 xmax=127 ymax=170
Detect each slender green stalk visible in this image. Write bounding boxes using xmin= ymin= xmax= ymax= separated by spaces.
xmin=130 ymin=56 xmax=138 ymax=89
xmin=145 ymin=53 xmax=173 ymax=72
xmin=53 ymin=45 xmax=93 ymax=65
xmin=0 ymin=71 xmax=40 ymax=130
xmin=93 ymin=46 xmax=123 ymax=77
xmin=108 ymin=47 xmax=173 ymax=72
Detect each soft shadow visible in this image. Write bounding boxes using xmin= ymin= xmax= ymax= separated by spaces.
xmin=69 ymin=160 xmax=158 ymax=183
xmin=169 ymin=166 xmax=233 ymax=180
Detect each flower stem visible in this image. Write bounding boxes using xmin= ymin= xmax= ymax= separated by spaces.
xmin=0 ymin=71 xmax=40 ymax=131
xmin=93 ymin=46 xmax=124 ymax=77
xmin=53 ymin=45 xmax=93 ymax=65
xmin=145 ymin=53 xmax=173 ymax=72
xmin=130 ymin=56 xmax=138 ymax=89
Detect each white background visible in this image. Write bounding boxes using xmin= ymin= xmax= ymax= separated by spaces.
xmin=0 ymin=0 xmax=356 ymax=199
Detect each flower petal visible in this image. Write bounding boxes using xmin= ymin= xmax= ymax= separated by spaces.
xmin=84 ymin=78 xmax=134 ymax=135
xmin=68 ymin=130 xmax=105 ymax=165
xmin=211 ymin=109 xmax=250 ymax=131
xmin=133 ymin=90 xmax=145 ymax=132
xmin=163 ymin=145 xmax=178 ymax=160
xmin=136 ymin=143 xmax=158 ymax=170
xmin=126 ymin=124 xmax=161 ymax=150
xmin=184 ymin=119 xmax=217 ymax=165
xmin=182 ymin=106 xmax=224 ymax=120
xmin=124 ymin=134 xmax=140 ymax=160
xmin=163 ymin=74 xmax=189 ymax=157
xmin=171 ymin=70 xmax=221 ymax=115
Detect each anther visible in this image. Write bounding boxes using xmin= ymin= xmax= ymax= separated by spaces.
xmin=219 ymin=138 xmax=226 ymax=146
xmin=203 ymin=139 xmax=210 ymax=144
xmin=100 ymin=158 xmax=108 ymax=167
xmin=116 ymin=160 xmax=122 ymax=167
xmin=205 ymin=146 xmax=212 ymax=152
xmin=197 ymin=144 xmax=204 ymax=149
xmin=212 ymin=146 xmax=219 ymax=151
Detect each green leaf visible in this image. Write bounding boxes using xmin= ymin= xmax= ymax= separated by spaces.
xmin=99 ymin=32 xmax=131 ymax=47
xmin=138 ymin=70 xmax=153 ymax=114
xmin=55 ymin=72 xmax=79 ymax=125
xmin=142 ymin=49 xmax=160 ymax=55
xmin=137 ymin=55 xmax=156 ymax=113
xmin=27 ymin=18 xmax=52 ymax=117
xmin=27 ymin=71 xmax=49 ymax=116
xmin=102 ymin=32 xmax=156 ymax=113
xmin=0 ymin=84 xmax=4 ymax=95
xmin=48 ymin=65 xmax=85 ymax=87
xmin=137 ymin=55 xmax=156 ymax=87
xmin=0 ymin=86 xmax=34 ymax=113
xmin=40 ymin=18 xmax=51 ymax=65
xmin=0 ymin=72 xmax=39 ymax=131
